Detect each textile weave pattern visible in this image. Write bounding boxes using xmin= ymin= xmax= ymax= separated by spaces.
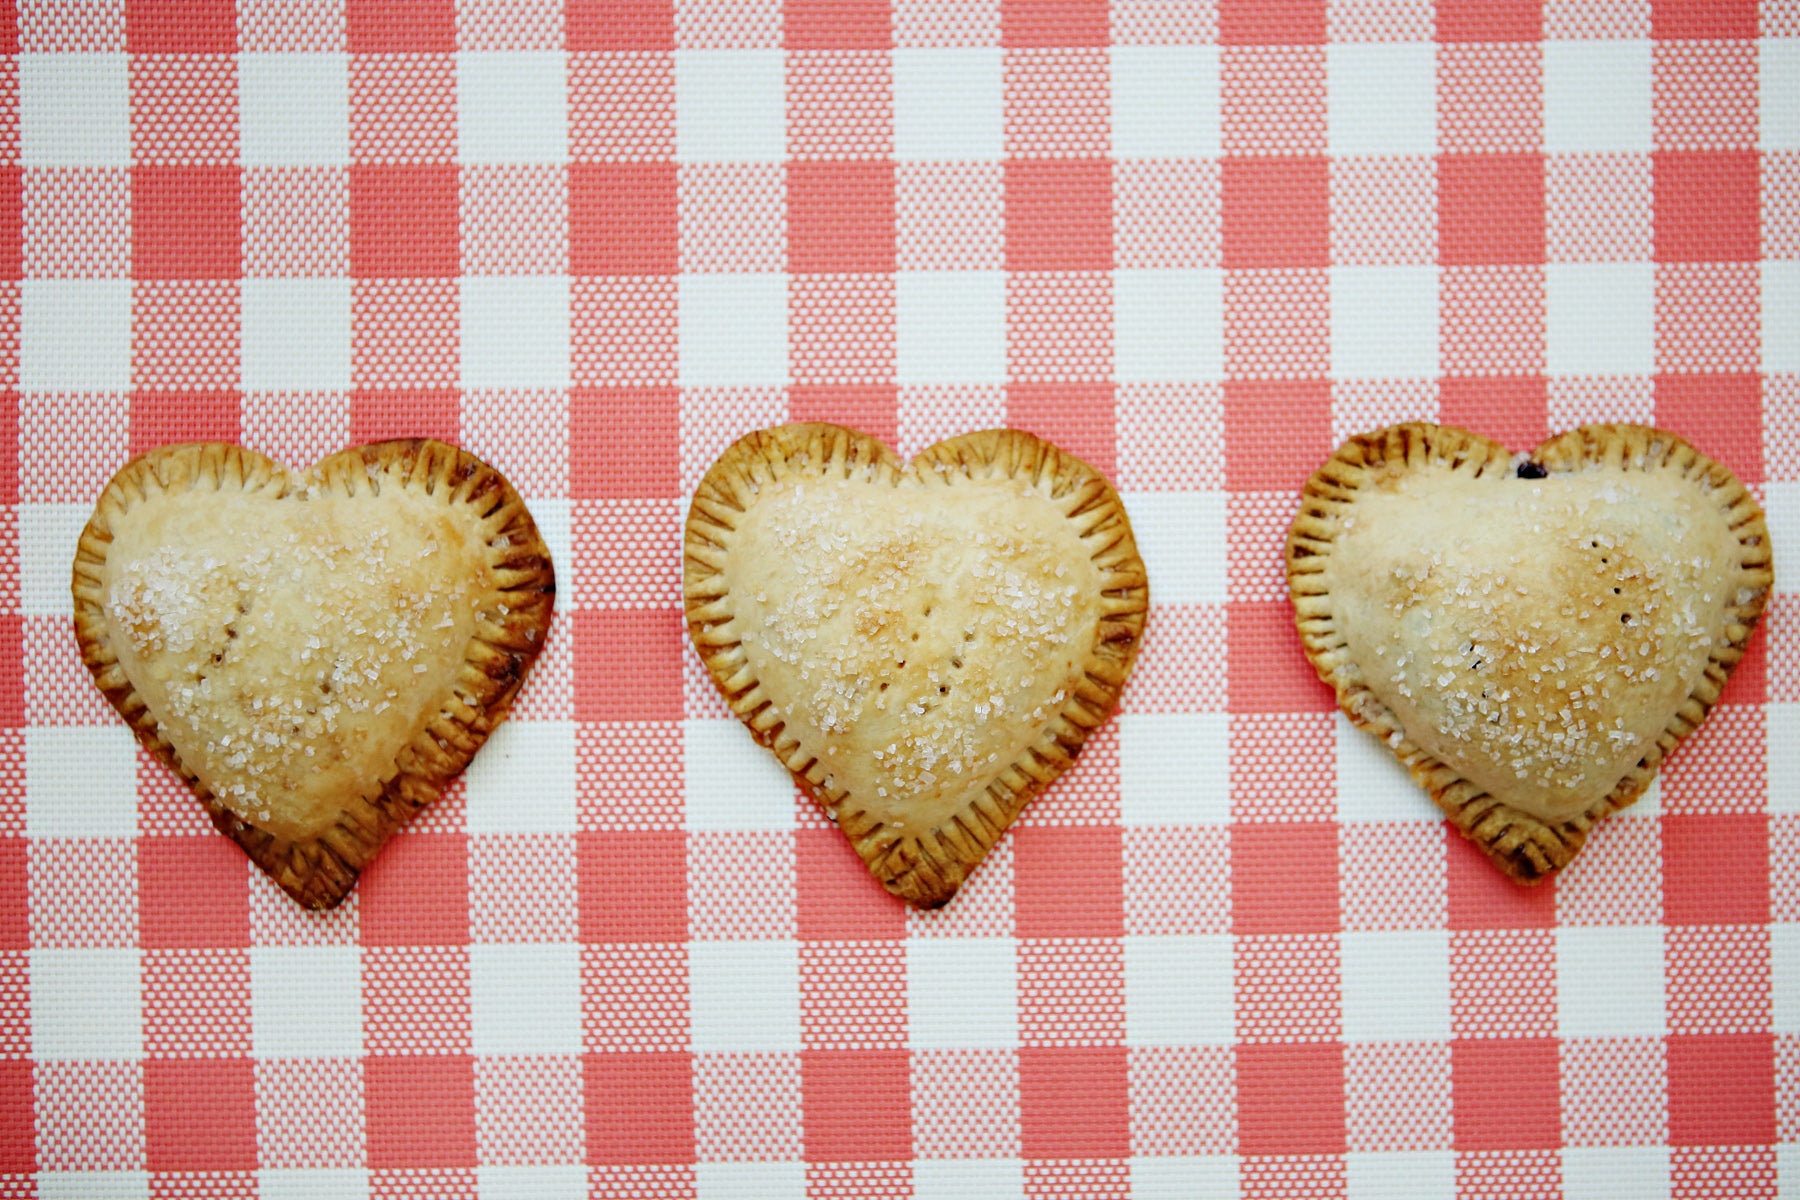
xmin=2 ymin=0 xmax=1797 ymax=1197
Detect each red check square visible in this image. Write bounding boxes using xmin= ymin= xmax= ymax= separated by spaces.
xmin=794 ymin=829 xmax=906 ymax=941
xmin=789 ymin=163 xmax=896 ymax=274
xmin=347 ymin=0 xmax=456 ymax=51
xmin=1667 ymin=1033 xmax=1776 ymax=1144
xmin=144 ymin=1058 xmax=257 ymax=1171
xmin=0 ymin=1061 xmax=30 ymax=1172
xmin=127 ymin=0 xmax=236 ymax=51
xmin=570 ymin=387 xmax=680 ymax=499
xmin=1235 ymin=1043 xmax=1347 ymax=1155
xmin=1655 ymin=151 xmax=1760 ymax=262
xmin=348 ymin=387 xmax=460 ymax=444
xmin=1222 ymin=158 xmax=1329 ymax=268
xmin=132 ymin=166 xmax=242 ymax=279
xmin=1652 ymin=0 xmax=1757 ymax=38
xmin=357 ymin=833 xmax=470 ymax=946
xmin=1005 ymin=160 xmax=1112 ymax=272
xmin=1219 ymin=0 xmax=1326 ymax=43
xmin=1662 ymin=815 xmax=1771 ymax=926
xmin=1223 ymin=380 xmax=1331 ymax=493
xmin=365 ymin=1055 xmax=479 ymax=1168
xmin=1011 ymin=826 xmax=1124 ymax=939
xmin=1437 ymin=0 xmax=1541 ymax=40
xmin=801 ymin=1050 xmax=912 ymax=1160
xmin=1446 ymin=833 xmax=1557 ymax=930
xmin=1226 ymin=600 xmax=1336 ymax=716
xmin=575 ymin=609 xmax=685 ymax=722
xmin=0 ymin=839 xmax=24 ymax=950
xmin=350 ymin=165 xmax=459 ymax=278
xmin=578 ymin=831 xmax=689 ymax=942
xmin=130 ymin=390 xmax=242 ymax=456
xmin=787 ymin=0 xmax=892 ymax=48
xmin=1438 ymin=377 xmax=1547 ymax=457
xmin=138 ymin=835 xmax=250 ymax=949
xmin=1439 ymin=155 xmax=1545 ymax=266
xmin=1007 ymin=382 xmax=1116 ymax=478
xmin=567 ymin=0 xmax=676 ymax=49
xmin=1232 ymin=823 xmax=1340 ymax=934
xmin=569 ymin=164 xmax=678 ymax=277
xmin=1451 ymin=1037 xmax=1562 ymax=1149
xmin=1018 ymin=1046 xmax=1130 ymax=1158
xmin=585 ymin=1052 xmax=696 ymax=1163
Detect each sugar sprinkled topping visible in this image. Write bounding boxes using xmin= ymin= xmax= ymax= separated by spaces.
xmin=1334 ymin=468 xmax=1737 ymax=820
xmin=105 ymin=488 xmax=489 ymax=826
xmin=730 ymin=474 xmax=1098 ymax=815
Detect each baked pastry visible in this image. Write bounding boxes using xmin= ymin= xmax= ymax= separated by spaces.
xmin=1287 ymin=423 xmax=1772 ymax=881
xmin=72 ymin=440 xmax=555 ymax=909
xmin=684 ymin=424 xmax=1148 ymax=908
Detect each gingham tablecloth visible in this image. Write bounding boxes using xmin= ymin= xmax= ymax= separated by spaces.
xmin=3 ymin=0 xmax=1797 ymax=1196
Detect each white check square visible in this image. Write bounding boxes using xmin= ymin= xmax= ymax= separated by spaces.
xmin=238 ymin=53 xmax=351 ymax=167
xmin=1555 ymin=925 xmax=1665 ymax=1038
xmin=678 ymin=274 xmax=789 ymax=387
xmin=1110 ymin=46 xmax=1222 ymax=160
xmin=22 ymin=279 xmax=130 ymax=392
xmin=1544 ymin=41 xmax=1653 ymax=154
xmin=471 ymin=943 xmax=582 ymax=1056
xmin=1122 ymin=490 xmax=1227 ymax=606
xmin=1129 ymin=1156 xmax=1240 ymax=1200
xmin=1125 ymin=935 xmax=1235 ymax=1046
xmin=251 ymin=946 xmax=363 ymax=1057
xmin=893 ymin=49 xmax=1005 ymax=162
xmin=696 ymin=1162 xmax=806 ymax=1200
xmin=683 ymin=718 xmax=795 ymax=832
xmin=20 ymin=502 xmax=95 ymax=619
xmin=463 ymin=720 xmax=578 ymax=834
xmin=29 ymin=948 xmax=142 ymax=1060
xmin=913 ymin=1159 xmax=1025 ymax=1200
xmin=1770 ymin=922 xmax=1800 ymax=1033
xmin=460 ymin=276 xmax=572 ymax=391
xmin=907 ymin=937 xmax=1018 ymax=1050
xmin=1336 ymin=713 xmax=1435 ymax=824
xmin=256 ymin=1171 xmax=370 ymax=1200
xmin=1327 ymin=44 xmax=1437 ymax=157
xmin=896 ymin=271 xmax=1006 ymax=386
xmin=1339 ymin=931 xmax=1451 ymax=1042
xmin=1764 ymin=263 xmax=1800 ymax=375
xmin=1546 ymin=263 xmax=1653 ymax=377
xmin=458 ymin=52 xmax=568 ymax=165
xmin=1119 ymin=712 xmax=1230 ymax=827
xmin=1331 ymin=266 xmax=1439 ymax=381
xmin=1346 ymin=1151 xmax=1455 ymax=1200
xmin=688 ymin=940 xmax=801 ymax=1053
xmin=1114 ymin=270 xmax=1226 ymax=384
xmin=21 ymin=53 xmax=130 ymax=167
xmin=676 ymin=50 xmax=786 ymax=164
xmin=1762 ymin=40 xmax=1800 ymax=152
xmin=241 ymin=277 xmax=352 ymax=392
xmin=26 ymin=726 xmax=138 ymax=839
xmin=1562 ymin=1146 xmax=1670 ymax=1200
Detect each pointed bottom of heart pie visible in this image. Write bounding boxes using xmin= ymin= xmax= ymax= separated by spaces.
xmin=1288 ymin=423 xmax=1772 ymax=883
xmin=72 ymin=440 xmax=555 ymax=909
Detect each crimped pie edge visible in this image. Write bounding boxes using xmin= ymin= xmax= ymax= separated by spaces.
xmin=1286 ymin=422 xmax=1773 ymax=883
xmin=71 ymin=439 xmax=556 ymax=909
xmin=683 ymin=423 xmax=1150 ymax=908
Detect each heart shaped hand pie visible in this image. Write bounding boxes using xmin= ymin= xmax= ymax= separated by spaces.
xmin=685 ymin=424 xmax=1148 ymax=908
xmin=1288 ymin=423 xmax=1772 ymax=882
xmin=72 ymin=441 xmax=555 ymax=909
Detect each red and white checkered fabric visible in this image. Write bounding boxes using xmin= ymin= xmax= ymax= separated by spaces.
xmin=2 ymin=0 xmax=1796 ymax=1196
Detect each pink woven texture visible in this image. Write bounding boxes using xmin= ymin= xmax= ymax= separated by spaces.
xmin=2 ymin=0 xmax=1796 ymax=1196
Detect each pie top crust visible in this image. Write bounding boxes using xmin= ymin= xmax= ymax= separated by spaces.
xmin=685 ymin=424 xmax=1148 ymax=908
xmin=72 ymin=440 xmax=555 ymax=909
xmin=1287 ymin=423 xmax=1772 ymax=882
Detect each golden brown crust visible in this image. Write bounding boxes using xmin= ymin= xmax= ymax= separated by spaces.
xmin=71 ymin=440 xmax=555 ymax=909
xmin=1286 ymin=422 xmax=1773 ymax=882
xmin=684 ymin=423 xmax=1149 ymax=908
